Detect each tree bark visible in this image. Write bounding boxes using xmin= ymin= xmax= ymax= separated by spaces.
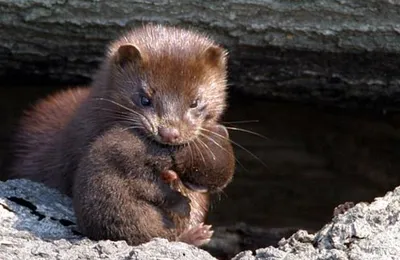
xmin=2 ymin=0 xmax=400 ymax=107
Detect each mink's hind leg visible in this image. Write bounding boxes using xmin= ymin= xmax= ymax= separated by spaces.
xmin=71 ymin=128 xmax=189 ymax=246
xmin=72 ymin=126 xmax=213 ymax=246
xmin=73 ymin=166 xmax=179 ymax=245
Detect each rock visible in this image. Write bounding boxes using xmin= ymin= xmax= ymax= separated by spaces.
xmin=2 ymin=178 xmax=400 ymax=259
xmin=233 ymin=187 xmax=400 ymax=260
xmin=2 ymin=1 xmax=400 ymax=107
xmin=0 ymin=179 xmax=216 ymax=260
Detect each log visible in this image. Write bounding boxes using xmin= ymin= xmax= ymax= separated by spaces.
xmin=2 ymin=0 xmax=400 ymax=107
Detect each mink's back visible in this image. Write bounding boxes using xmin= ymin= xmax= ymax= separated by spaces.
xmin=2 ymin=87 xmax=90 ymax=194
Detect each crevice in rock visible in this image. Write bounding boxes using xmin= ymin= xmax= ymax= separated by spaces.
xmin=0 ymin=201 xmax=14 ymax=213
xmin=58 ymin=218 xmax=75 ymax=226
xmin=49 ymin=216 xmax=75 ymax=227
xmin=6 ymin=196 xmax=45 ymax=221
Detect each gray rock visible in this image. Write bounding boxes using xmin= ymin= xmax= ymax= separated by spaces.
xmin=0 ymin=179 xmax=216 ymax=260
xmin=2 ymin=178 xmax=400 ymax=260
xmin=233 ymin=187 xmax=400 ymax=260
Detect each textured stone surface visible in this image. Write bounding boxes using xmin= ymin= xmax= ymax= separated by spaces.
xmin=0 ymin=179 xmax=216 ymax=260
xmin=1 ymin=178 xmax=400 ymax=259
xmin=233 ymin=187 xmax=400 ymax=260
xmin=2 ymin=1 xmax=400 ymax=106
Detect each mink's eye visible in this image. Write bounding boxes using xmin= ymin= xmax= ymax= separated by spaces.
xmin=190 ymin=98 xmax=199 ymax=109
xmin=140 ymin=95 xmax=152 ymax=107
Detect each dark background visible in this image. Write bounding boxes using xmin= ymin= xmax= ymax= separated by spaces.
xmin=1 ymin=80 xmax=399 ymax=234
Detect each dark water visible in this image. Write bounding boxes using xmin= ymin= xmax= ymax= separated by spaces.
xmin=1 ymin=85 xmax=399 ymax=234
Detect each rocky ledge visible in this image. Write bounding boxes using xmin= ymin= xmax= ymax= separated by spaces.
xmin=1 ymin=179 xmax=399 ymax=260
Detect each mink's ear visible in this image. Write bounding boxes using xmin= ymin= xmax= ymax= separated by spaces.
xmin=203 ymin=45 xmax=228 ymax=68
xmin=114 ymin=44 xmax=143 ymax=68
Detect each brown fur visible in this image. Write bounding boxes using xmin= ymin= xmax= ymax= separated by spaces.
xmin=3 ymin=24 xmax=234 ymax=246
xmin=173 ymin=124 xmax=235 ymax=193
xmin=3 ymin=87 xmax=90 ymax=193
xmin=73 ymin=123 xmax=234 ymax=245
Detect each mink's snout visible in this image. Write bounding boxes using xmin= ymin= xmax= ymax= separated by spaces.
xmin=158 ymin=126 xmax=180 ymax=144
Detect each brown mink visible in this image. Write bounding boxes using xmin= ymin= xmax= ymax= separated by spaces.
xmin=3 ymin=24 xmax=235 ymax=246
xmin=73 ymin=122 xmax=234 ymax=246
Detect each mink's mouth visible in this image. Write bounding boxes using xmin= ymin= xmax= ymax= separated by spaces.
xmin=152 ymin=134 xmax=195 ymax=146
xmin=182 ymin=182 xmax=208 ymax=193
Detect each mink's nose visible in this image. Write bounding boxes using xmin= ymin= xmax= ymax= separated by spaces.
xmin=158 ymin=127 xmax=180 ymax=143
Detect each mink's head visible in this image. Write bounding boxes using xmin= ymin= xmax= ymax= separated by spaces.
xmin=93 ymin=24 xmax=228 ymax=145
